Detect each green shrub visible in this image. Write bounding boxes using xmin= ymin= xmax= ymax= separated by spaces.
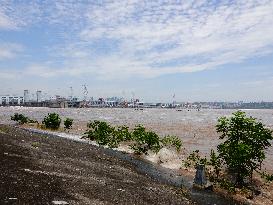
xmin=261 ymin=172 xmax=273 ymax=182
xmin=207 ymin=149 xmax=222 ymax=179
xmin=83 ymin=121 xmax=183 ymax=155
xmin=11 ymin=113 xmax=38 ymax=124
xmin=42 ymin=113 xmax=61 ymax=130
xmin=161 ymin=135 xmax=182 ymax=152
xmin=219 ymin=178 xmax=236 ymax=193
xmin=130 ymin=125 xmax=161 ymax=155
xmin=183 ymin=149 xmax=223 ymax=184
xmin=216 ymin=111 xmax=273 ymax=185
xmin=184 ymin=111 xmax=273 ymax=194
xmin=115 ymin=125 xmax=132 ymax=141
xmin=83 ymin=121 xmax=117 ymax=147
xmin=11 ymin=113 xmax=29 ymax=124
xmin=183 ymin=150 xmax=207 ymax=168
xmin=64 ymin=118 xmax=73 ymax=129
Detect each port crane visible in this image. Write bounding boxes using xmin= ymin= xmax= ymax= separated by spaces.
xmin=82 ymin=84 xmax=88 ymax=107
xmin=69 ymin=86 xmax=73 ymax=100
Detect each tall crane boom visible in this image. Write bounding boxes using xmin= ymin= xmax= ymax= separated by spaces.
xmin=69 ymin=86 xmax=73 ymax=100
xmin=82 ymin=84 xmax=88 ymax=107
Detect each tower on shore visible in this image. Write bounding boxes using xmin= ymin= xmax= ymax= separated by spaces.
xmin=24 ymin=90 xmax=29 ymax=103
xmin=36 ymin=90 xmax=42 ymax=102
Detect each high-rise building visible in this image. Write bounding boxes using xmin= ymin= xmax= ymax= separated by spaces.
xmin=36 ymin=90 xmax=42 ymax=102
xmin=24 ymin=90 xmax=29 ymax=103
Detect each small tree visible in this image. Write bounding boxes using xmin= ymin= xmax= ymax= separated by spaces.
xmin=161 ymin=135 xmax=182 ymax=152
xmin=130 ymin=125 xmax=161 ymax=155
xmin=83 ymin=121 xmax=115 ymax=146
xmin=83 ymin=121 xmax=183 ymax=154
xmin=11 ymin=113 xmax=29 ymax=124
xmin=216 ymin=111 xmax=273 ymax=185
xmin=64 ymin=118 xmax=73 ymax=129
xmin=42 ymin=113 xmax=61 ymax=130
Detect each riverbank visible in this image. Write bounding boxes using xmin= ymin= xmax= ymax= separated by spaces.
xmin=2 ymin=107 xmax=273 ymax=204
xmin=12 ymin=124 xmax=273 ymax=205
xmin=0 ymin=124 xmax=193 ymax=205
xmin=1 ymin=107 xmax=273 ymax=170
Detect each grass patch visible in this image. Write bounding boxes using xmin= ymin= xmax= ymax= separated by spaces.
xmin=31 ymin=142 xmax=40 ymax=148
xmin=0 ymin=125 xmax=10 ymax=134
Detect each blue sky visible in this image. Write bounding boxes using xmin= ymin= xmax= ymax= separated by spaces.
xmin=0 ymin=0 xmax=273 ymax=102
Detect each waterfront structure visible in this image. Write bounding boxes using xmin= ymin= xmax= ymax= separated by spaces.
xmin=3 ymin=89 xmax=273 ymax=109
xmin=36 ymin=90 xmax=42 ymax=102
xmin=48 ymin=100 xmax=68 ymax=108
xmin=90 ymin=98 xmax=107 ymax=107
xmin=89 ymin=97 xmax=123 ymax=107
xmin=67 ymin=97 xmax=81 ymax=108
xmin=0 ymin=95 xmax=24 ymax=106
xmin=24 ymin=90 xmax=30 ymax=103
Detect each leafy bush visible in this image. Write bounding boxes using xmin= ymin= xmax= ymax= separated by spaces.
xmin=130 ymin=125 xmax=161 ymax=155
xmin=216 ymin=111 xmax=273 ymax=185
xmin=183 ymin=149 xmax=223 ymax=184
xmin=219 ymin=179 xmax=236 ymax=193
xmin=207 ymin=149 xmax=222 ymax=179
xmin=83 ymin=121 xmax=131 ymax=148
xmin=261 ymin=172 xmax=273 ymax=182
xmin=84 ymin=120 xmax=115 ymax=146
xmin=161 ymin=135 xmax=182 ymax=152
xmin=183 ymin=111 xmax=273 ymax=194
xmin=42 ymin=113 xmax=61 ymax=130
xmin=115 ymin=125 xmax=132 ymax=141
xmin=183 ymin=150 xmax=207 ymax=168
xmin=64 ymin=118 xmax=73 ymax=129
xmin=11 ymin=113 xmax=29 ymax=124
xmin=83 ymin=121 xmax=181 ymax=155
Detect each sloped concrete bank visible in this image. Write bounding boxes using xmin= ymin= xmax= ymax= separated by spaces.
xmin=1 ymin=125 xmax=239 ymax=205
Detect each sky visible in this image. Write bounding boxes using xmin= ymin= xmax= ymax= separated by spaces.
xmin=0 ymin=0 xmax=273 ymax=102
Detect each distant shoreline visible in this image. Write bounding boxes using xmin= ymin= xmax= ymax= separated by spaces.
xmin=2 ymin=106 xmax=273 ymax=111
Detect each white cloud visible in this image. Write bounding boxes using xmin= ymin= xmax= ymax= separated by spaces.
xmin=1 ymin=0 xmax=273 ymax=79
xmin=0 ymin=12 xmax=16 ymax=30
xmin=0 ymin=0 xmax=42 ymax=30
xmin=0 ymin=71 xmax=16 ymax=79
xmin=0 ymin=43 xmax=23 ymax=60
xmin=74 ymin=0 xmax=273 ymax=78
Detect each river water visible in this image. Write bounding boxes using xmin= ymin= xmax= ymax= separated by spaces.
xmin=1 ymin=107 xmax=273 ymax=171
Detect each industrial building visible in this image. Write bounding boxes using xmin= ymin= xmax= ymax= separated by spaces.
xmin=0 ymin=95 xmax=24 ymax=106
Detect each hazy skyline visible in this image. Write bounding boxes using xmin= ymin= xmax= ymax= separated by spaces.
xmin=1 ymin=0 xmax=273 ymax=102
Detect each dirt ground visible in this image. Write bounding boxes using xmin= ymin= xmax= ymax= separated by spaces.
xmin=0 ymin=124 xmax=193 ymax=205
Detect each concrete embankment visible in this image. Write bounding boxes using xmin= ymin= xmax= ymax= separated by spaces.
xmin=0 ymin=124 xmax=193 ymax=205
